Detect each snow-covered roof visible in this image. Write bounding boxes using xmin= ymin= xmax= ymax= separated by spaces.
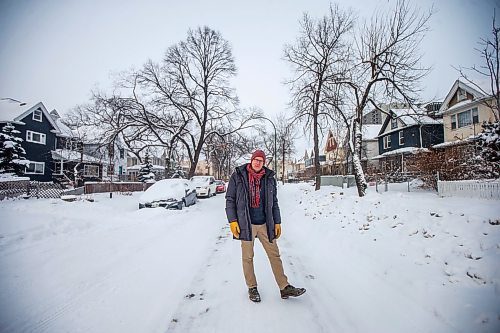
xmin=51 ymin=149 xmax=105 ymax=164
xmin=431 ymin=137 xmax=476 ymax=149
xmin=371 ymin=147 xmax=429 ymax=159
xmin=391 ymin=108 xmax=441 ymax=126
xmin=377 ymin=108 xmax=442 ymax=138
xmin=362 ymin=125 xmax=382 ymax=140
xmin=54 ymin=117 xmax=74 ymax=138
xmin=0 ymin=99 xmax=30 ymax=123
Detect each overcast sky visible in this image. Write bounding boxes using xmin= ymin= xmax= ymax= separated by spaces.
xmin=0 ymin=0 xmax=498 ymax=123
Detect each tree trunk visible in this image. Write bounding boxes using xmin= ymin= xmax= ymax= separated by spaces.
xmin=313 ymin=109 xmax=321 ymax=191
xmin=282 ymin=140 xmax=286 ymax=185
xmin=351 ymin=117 xmax=367 ymax=196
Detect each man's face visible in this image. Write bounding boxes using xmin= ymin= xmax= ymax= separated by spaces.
xmin=251 ymin=157 xmax=265 ymax=172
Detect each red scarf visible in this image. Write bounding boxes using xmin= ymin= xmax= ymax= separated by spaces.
xmin=246 ymin=163 xmax=265 ymax=208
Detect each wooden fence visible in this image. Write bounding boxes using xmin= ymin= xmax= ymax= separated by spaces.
xmin=84 ymin=182 xmax=153 ymax=194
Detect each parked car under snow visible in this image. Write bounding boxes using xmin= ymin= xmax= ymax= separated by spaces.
xmin=138 ymin=179 xmax=197 ymax=210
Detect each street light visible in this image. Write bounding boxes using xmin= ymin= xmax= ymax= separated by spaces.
xmin=255 ymin=115 xmax=277 ymax=174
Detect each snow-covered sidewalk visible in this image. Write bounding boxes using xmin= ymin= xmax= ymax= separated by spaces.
xmin=0 ymin=184 xmax=499 ymax=333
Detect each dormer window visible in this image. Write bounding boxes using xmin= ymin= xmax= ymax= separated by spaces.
xmin=457 ymin=88 xmax=467 ymax=102
xmin=33 ymin=109 xmax=42 ymax=122
xmin=391 ymin=117 xmax=398 ymax=129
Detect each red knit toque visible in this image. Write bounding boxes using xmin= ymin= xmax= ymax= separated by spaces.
xmin=251 ymin=149 xmax=266 ymax=162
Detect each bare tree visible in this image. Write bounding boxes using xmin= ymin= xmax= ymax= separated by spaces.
xmin=339 ymin=0 xmax=432 ymax=196
xmin=456 ymin=10 xmax=500 ymax=121
xmin=284 ymin=4 xmax=354 ymax=190
xmin=138 ymin=26 xmax=257 ymax=177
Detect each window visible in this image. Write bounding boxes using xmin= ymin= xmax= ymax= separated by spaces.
xmin=84 ymin=165 xmax=99 ymax=177
xmin=391 ymin=117 xmax=398 ymax=129
xmin=26 ymin=130 xmax=46 ymax=144
xmin=399 ymin=131 xmax=405 ymax=146
xmin=457 ymin=110 xmax=472 ymax=128
xmin=457 ymin=88 xmax=467 ymax=102
xmin=25 ymin=161 xmax=45 ymax=174
xmin=32 ymin=109 xmax=42 ymax=122
xmin=472 ymin=107 xmax=479 ymax=124
xmin=383 ymin=135 xmax=391 ymax=149
xmin=451 ymin=115 xmax=457 ymax=130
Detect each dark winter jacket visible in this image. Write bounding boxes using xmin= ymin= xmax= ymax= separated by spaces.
xmin=225 ymin=164 xmax=281 ymax=242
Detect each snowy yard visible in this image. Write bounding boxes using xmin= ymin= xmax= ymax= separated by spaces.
xmin=0 ymin=183 xmax=499 ymax=333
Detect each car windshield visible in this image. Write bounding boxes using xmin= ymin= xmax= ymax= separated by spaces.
xmin=190 ymin=176 xmax=210 ymax=185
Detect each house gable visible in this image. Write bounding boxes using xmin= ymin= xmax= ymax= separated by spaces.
xmin=439 ymin=80 xmax=485 ymax=114
xmin=14 ymin=102 xmax=61 ymax=134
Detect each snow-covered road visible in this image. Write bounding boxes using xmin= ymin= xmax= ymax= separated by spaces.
xmin=1 ymin=184 xmax=499 ymax=333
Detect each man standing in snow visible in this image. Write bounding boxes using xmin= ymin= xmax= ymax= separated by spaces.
xmin=225 ymin=149 xmax=306 ymax=302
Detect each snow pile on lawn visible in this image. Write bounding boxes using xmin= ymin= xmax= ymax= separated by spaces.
xmin=278 ymin=183 xmax=500 ymax=333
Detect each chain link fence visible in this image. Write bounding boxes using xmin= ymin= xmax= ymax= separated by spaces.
xmin=0 ymin=180 xmax=65 ymax=200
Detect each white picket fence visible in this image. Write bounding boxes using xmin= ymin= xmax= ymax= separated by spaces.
xmin=437 ymin=180 xmax=500 ymax=200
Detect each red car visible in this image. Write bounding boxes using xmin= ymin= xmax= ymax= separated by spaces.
xmin=215 ymin=180 xmax=226 ymax=193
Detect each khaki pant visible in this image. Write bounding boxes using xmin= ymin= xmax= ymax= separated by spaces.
xmin=241 ymin=224 xmax=289 ymax=290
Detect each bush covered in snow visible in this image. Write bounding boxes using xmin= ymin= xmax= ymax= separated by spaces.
xmin=0 ymin=122 xmax=30 ymax=176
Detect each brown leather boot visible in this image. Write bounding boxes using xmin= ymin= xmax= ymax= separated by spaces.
xmin=280 ymin=285 xmax=306 ymax=299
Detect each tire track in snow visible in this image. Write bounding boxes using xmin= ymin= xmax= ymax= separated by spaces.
xmin=164 ymin=223 xmax=232 ymax=333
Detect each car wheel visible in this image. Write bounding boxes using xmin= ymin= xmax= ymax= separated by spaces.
xmin=178 ymin=202 xmax=183 ymax=210
xmin=207 ymin=190 xmax=211 ymax=197
xmin=139 ymin=203 xmax=145 ymax=209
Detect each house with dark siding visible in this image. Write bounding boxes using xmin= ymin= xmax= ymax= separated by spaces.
xmin=1 ymin=101 xmax=109 ymax=185
xmin=1 ymin=101 xmax=60 ymax=182
xmin=374 ymin=108 xmax=444 ymax=174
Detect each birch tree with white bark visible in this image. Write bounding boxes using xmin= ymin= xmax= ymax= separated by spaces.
xmin=339 ymin=0 xmax=432 ymax=196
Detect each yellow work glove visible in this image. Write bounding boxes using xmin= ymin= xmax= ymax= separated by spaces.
xmin=275 ymin=224 xmax=281 ymax=239
xmin=229 ymin=221 xmax=240 ymax=239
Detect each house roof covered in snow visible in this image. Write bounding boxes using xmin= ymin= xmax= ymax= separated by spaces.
xmin=377 ymin=108 xmax=442 ymax=137
xmin=0 ymin=99 xmax=31 ymax=123
xmin=371 ymin=147 xmax=430 ymax=159
xmin=50 ymin=110 xmax=75 ymax=138
xmin=362 ymin=125 xmax=382 ymax=140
